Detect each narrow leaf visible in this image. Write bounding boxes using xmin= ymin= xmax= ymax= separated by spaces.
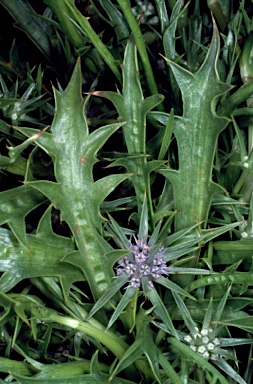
xmin=106 ymin=287 xmax=136 ymax=330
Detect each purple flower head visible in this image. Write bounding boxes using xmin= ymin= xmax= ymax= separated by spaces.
xmin=116 ymin=236 xmax=168 ymax=290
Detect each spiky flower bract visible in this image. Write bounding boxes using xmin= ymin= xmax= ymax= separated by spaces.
xmin=88 ymin=196 xmax=217 ymax=334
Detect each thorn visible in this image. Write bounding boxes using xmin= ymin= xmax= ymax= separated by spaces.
xmin=137 ymin=12 xmax=144 ymax=26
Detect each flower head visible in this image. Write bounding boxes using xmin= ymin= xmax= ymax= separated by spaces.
xmin=183 ymin=326 xmax=221 ymax=361
xmin=116 ymin=236 xmax=168 ymax=290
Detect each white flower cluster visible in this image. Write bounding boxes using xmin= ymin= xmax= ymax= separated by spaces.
xmin=116 ymin=237 xmax=168 ymax=290
xmin=184 ymin=327 xmax=221 ymax=361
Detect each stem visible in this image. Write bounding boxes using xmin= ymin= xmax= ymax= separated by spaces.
xmin=46 ymin=311 xmax=127 ymax=358
xmin=33 ymin=306 xmax=157 ymax=380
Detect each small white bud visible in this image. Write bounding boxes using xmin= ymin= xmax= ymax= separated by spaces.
xmin=202 ymin=336 xmax=209 ymax=344
xmin=210 ymin=353 xmax=219 ymax=361
xmin=14 ymin=102 xmax=21 ymax=111
xmin=203 ymin=351 xmax=210 ymax=359
xmin=201 ymin=329 xmax=209 ymax=336
xmin=198 ymin=346 xmax=206 ymax=354
xmin=184 ymin=335 xmax=193 ymax=343
xmin=207 ymin=343 xmax=215 ymax=351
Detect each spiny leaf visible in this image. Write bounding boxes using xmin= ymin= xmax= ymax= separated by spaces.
xmin=23 ymin=59 xmax=129 ymax=301
xmin=0 ymin=185 xmax=45 ymax=247
xmin=91 ymin=37 xmax=164 ymax=222
xmin=160 ymin=21 xmax=232 ymax=233
xmin=0 ymin=207 xmax=83 ymax=296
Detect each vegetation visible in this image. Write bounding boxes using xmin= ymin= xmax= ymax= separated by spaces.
xmin=0 ymin=0 xmax=253 ymax=383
